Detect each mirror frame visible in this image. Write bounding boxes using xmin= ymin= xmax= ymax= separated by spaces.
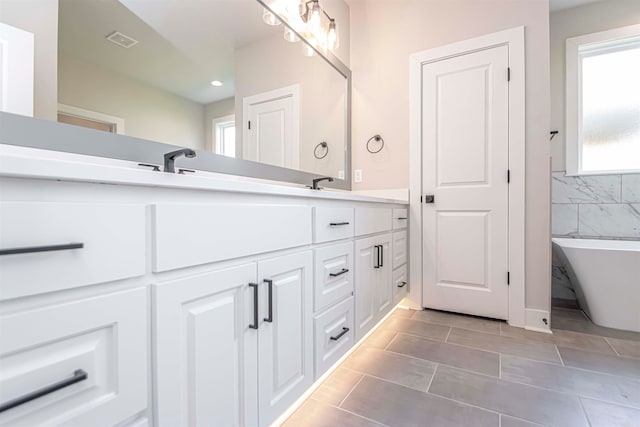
xmin=0 ymin=0 xmax=351 ymax=190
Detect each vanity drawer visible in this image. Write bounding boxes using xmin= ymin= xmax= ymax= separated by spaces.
xmin=393 ymin=208 xmax=408 ymax=230
xmin=152 ymin=203 xmax=312 ymax=272
xmin=0 ymin=288 xmax=147 ymax=426
xmin=393 ymin=265 xmax=408 ymax=304
xmin=314 ymin=242 xmax=354 ymax=312
xmin=392 ymin=230 xmax=408 ymax=269
xmin=314 ymin=296 xmax=354 ymax=377
xmin=0 ymin=202 xmax=146 ymax=300
xmin=313 ymin=207 xmax=354 ymax=243
xmin=354 ymin=208 xmax=392 ymax=236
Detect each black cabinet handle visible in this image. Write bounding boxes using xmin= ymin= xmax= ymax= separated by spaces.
xmin=249 ymin=283 xmax=259 ymax=329
xmin=398 ymin=281 xmax=407 ymax=288
xmin=380 ymin=245 xmax=384 ymax=268
xmin=397 ymin=217 xmax=408 ymax=220
xmin=374 ymin=245 xmax=380 ymax=269
xmin=329 ymin=222 xmax=350 ymax=226
xmin=330 ymin=327 xmax=350 ymax=341
xmin=263 ymin=279 xmax=273 ymax=323
xmin=0 ymin=369 xmax=88 ymax=413
xmin=329 ymin=268 xmax=349 ymax=277
xmin=0 ymin=243 xmax=84 ymax=256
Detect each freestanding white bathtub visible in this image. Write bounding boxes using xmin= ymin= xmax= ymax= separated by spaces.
xmin=552 ymin=238 xmax=640 ymax=332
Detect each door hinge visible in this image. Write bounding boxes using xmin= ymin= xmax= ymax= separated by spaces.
xmin=507 ymin=169 xmax=511 ymax=183
xmin=248 ymin=120 xmax=251 ymax=130
xmin=507 ymin=271 xmax=510 ymax=285
xmin=507 ymin=67 xmax=511 ymax=82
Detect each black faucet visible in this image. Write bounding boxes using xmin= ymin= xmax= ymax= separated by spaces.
xmin=311 ymin=176 xmax=333 ymax=190
xmin=164 ymin=148 xmax=196 ymax=173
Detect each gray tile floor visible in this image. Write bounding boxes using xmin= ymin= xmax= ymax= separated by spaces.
xmin=283 ymin=307 xmax=640 ymax=427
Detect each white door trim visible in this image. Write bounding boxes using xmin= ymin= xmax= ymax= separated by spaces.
xmin=58 ymin=103 xmax=125 ymax=134
xmin=242 ymin=84 xmax=300 ymax=169
xmin=409 ymin=26 xmax=526 ymax=327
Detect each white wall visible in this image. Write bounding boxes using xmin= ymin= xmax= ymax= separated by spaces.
xmin=58 ymin=55 xmax=206 ymax=149
xmin=348 ymin=0 xmax=551 ymax=311
xmin=0 ymin=0 xmax=58 ymax=120
xmin=550 ymin=0 xmax=640 ymax=172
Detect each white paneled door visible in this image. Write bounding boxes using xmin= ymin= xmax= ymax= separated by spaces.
xmin=421 ymin=45 xmax=509 ymax=319
xmin=243 ymin=85 xmax=300 ymax=169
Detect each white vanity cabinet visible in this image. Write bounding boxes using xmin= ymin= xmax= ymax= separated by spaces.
xmin=0 ymin=150 xmax=408 ymax=427
xmin=354 ymin=233 xmax=393 ymax=341
xmin=153 ymin=251 xmax=313 ymax=427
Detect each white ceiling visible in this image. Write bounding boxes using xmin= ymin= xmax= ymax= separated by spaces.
xmin=58 ymin=0 xmax=280 ymax=105
xmin=550 ymin=0 xmax=605 ymax=12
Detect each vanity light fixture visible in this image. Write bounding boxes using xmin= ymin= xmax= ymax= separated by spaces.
xmin=262 ymin=0 xmax=339 ymax=55
xmin=210 ymin=80 xmax=223 ymax=87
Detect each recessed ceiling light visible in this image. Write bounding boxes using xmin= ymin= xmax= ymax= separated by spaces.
xmin=211 ymin=80 xmax=223 ymax=87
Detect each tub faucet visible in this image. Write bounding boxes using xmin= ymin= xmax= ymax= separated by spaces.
xmin=310 ymin=176 xmax=333 ymax=190
xmin=164 ymin=148 xmax=196 ymax=173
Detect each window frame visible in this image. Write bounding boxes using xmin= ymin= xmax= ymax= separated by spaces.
xmin=565 ymin=24 xmax=640 ymax=176
xmin=211 ymin=114 xmax=236 ymax=158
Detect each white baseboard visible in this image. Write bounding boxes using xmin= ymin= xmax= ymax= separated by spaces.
xmin=524 ymin=308 xmax=552 ymax=333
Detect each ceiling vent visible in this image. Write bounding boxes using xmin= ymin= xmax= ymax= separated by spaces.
xmin=105 ymin=31 xmax=138 ymax=49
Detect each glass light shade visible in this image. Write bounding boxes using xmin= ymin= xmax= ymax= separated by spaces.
xmin=309 ymin=1 xmax=323 ymax=36
xmin=262 ymin=8 xmax=280 ymax=26
xmin=302 ymin=42 xmax=315 ymax=57
xmin=284 ymin=26 xmax=299 ymax=42
xmin=327 ymin=20 xmax=339 ymax=51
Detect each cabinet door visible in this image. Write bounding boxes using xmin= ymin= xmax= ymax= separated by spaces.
xmin=257 ymin=251 xmax=313 ymax=427
xmin=376 ymin=235 xmax=393 ymax=319
xmin=355 ymin=236 xmax=377 ymax=341
xmin=153 ymin=263 xmax=258 ymax=427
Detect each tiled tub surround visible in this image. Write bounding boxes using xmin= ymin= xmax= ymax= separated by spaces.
xmin=284 ymin=307 xmax=640 ymax=427
xmin=551 ymin=172 xmax=640 ymax=239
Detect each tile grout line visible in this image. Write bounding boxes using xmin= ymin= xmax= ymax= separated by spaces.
xmin=555 ymin=345 xmax=565 ymax=366
xmin=577 ymin=396 xmax=594 ymax=427
xmin=425 ymin=363 xmax=438 ymax=393
xmin=312 ymin=398 xmax=391 ymax=427
xmin=382 ymin=331 xmax=398 ymax=351
xmin=336 ymin=372 xmax=366 ymax=408
xmin=602 ymin=337 xmax=620 ymax=356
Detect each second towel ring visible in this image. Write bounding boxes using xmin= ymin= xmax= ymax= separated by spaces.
xmin=314 ymin=141 xmax=329 ymax=159
xmin=367 ymin=135 xmax=384 ymax=154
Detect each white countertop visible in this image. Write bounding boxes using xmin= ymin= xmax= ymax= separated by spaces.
xmin=0 ymin=145 xmax=409 ymax=205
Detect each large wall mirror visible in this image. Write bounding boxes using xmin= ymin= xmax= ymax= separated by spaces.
xmin=3 ymin=0 xmax=351 ymax=188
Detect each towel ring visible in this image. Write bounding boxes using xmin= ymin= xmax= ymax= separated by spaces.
xmin=314 ymin=141 xmax=329 ymax=159
xmin=366 ymin=135 xmax=384 ymax=154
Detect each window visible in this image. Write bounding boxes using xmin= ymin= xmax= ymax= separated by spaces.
xmin=212 ymin=115 xmax=236 ymax=158
xmin=566 ymin=24 xmax=640 ymax=175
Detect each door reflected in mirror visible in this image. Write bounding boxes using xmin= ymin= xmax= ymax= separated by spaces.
xmin=57 ymin=0 xmax=347 ymax=179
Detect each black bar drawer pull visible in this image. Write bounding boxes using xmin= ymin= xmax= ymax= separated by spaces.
xmin=249 ymin=283 xmax=259 ymax=329
xmin=379 ymin=245 xmax=384 ymax=268
xmin=398 ymin=281 xmax=407 ymax=288
xmin=329 ymin=268 xmax=349 ymax=277
xmin=0 ymin=243 xmax=84 ymax=256
xmin=0 ymin=369 xmax=88 ymax=413
xmin=329 ymin=222 xmax=350 ymax=226
xmin=397 ymin=217 xmax=408 ymax=220
xmin=263 ymin=279 xmax=273 ymax=323
xmin=374 ymin=245 xmax=380 ymax=269
xmin=330 ymin=327 xmax=350 ymax=341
